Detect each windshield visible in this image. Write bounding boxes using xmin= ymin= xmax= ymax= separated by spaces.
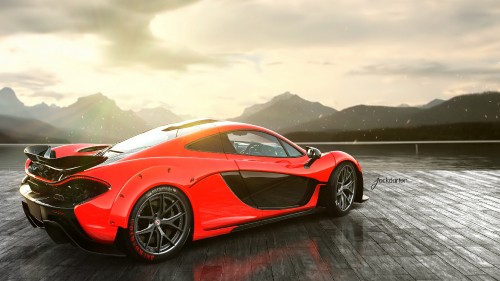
xmin=109 ymin=129 xmax=177 ymax=153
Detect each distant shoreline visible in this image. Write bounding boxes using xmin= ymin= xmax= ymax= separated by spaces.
xmin=285 ymin=122 xmax=500 ymax=143
xmin=2 ymin=140 xmax=500 ymax=146
xmin=296 ymin=140 xmax=500 ymax=145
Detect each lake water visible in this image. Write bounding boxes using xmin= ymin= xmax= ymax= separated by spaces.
xmin=321 ymin=143 xmax=500 ymax=170
xmin=2 ymin=143 xmax=500 ymax=171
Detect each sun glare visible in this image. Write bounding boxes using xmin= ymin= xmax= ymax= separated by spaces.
xmin=149 ymin=14 xmax=187 ymax=47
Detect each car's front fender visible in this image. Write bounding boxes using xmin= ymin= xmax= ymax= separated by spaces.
xmin=329 ymin=151 xmax=365 ymax=202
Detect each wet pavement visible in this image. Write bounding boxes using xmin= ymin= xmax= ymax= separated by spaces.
xmin=1 ymin=169 xmax=500 ymax=280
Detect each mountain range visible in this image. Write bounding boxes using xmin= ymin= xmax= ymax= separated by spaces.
xmin=231 ymin=92 xmax=337 ymax=132
xmin=0 ymin=86 xmax=499 ymax=143
xmin=283 ymin=91 xmax=500 ymax=134
xmin=136 ymin=107 xmax=183 ymax=128
xmin=0 ymin=87 xmax=181 ymax=143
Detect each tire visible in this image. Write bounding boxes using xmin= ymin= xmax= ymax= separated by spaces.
xmin=326 ymin=162 xmax=357 ymax=217
xmin=117 ymin=186 xmax=192 ymax=262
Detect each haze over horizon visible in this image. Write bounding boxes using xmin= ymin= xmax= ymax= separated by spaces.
xmin=1 ymin=0 xmax=499 ymax=118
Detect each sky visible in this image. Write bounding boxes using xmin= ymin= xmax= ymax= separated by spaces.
xmin=1 ymin=0 xmax=499 ymax=118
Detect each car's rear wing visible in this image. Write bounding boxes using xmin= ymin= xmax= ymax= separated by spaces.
xmin=24 ymin=145 xmax=107 ymax=181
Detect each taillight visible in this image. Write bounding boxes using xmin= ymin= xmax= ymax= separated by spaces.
xmin=27 ymin=177 xmax=110 ymax=206
xmin=59 ymin=179 xmax=109 ymax=204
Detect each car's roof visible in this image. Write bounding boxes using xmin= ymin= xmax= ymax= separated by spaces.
xmin=174 ymin=119 xmax=298 ymax=147
xmin=212 ymin=121 xmax=273 ymax=133
xmin=157 ymin=118 xmax=218 ymax=131
xmin=111 ymin=119 xmax=304 ymax=160
xmin=154 ymin=119 xmax=268 ymax=134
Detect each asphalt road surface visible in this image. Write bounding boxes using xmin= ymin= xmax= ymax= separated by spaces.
xmin=1 ymin=169 xmax=500 ymax=281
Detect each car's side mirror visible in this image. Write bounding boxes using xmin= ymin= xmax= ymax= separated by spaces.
xmin=305 ymin=146 xmax=321 ymax=169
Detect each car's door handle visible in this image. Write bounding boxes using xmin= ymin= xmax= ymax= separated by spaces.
xmin=275 ymin=160 xmax=291 ymax=164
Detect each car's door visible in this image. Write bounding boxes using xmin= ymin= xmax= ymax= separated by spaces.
xmin=182 ymin=131 xmax=263 ymax=231
xmin=221 ymin=130 xmax=318 ymax=210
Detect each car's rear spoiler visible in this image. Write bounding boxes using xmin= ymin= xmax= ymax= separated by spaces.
xmin=24 ymin=145 xmax=106 ymax=170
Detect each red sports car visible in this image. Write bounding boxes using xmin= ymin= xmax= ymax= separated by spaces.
xmin=20 ymin=119 xmax=368 ymax=261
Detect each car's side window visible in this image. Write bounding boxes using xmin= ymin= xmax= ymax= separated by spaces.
xmin=186 ymin=133 xmax=224 ymax=153
xmin=281 ymin=140 xmax=303 ymax=157
xmin=226 ymin=131 xmax=288 ymax=157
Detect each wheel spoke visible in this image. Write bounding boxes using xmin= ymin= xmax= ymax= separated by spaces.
xmin=336 ymin=183 xmax=342 ymax=191
xmin=161 ymin=212 xmax=184 ymax=224
xmin=161 ymin=211 xmax=184 ymax=232
xmin=165 ymin=223 xmax=183 ymax=232
xmin=146 ymin=226 xmax=155 ymax=246
xmin=345 ymin=169 xmax=353 ymax=182
xmin=136 ymin=223 xmax=154 ymax=235
xmin=342 ymin=193 xmax=347 ymax=209
xmin=158 ymin=226 xmax=174 ymax=244
xmin=138 ymin=215 xmax=154 ymax=219
xmin=157 ymin=194 xmax=164 ymax=216
xmin=344 ymin=181 xmax=353 ymax=191
xmin=338 ymin=191 xmax=349 ymax=210
xmin=163 ymin=234 xmax=175 ymax=246
xmin=160 ymin=200 xmax=179 ymax=218
xmin=149 ymin=199 xmax=154 ymax=216
xmin=156 ymin=229 xmax=161 ymax=252
xmin=158 ymin=231 xmax=163 ymax=253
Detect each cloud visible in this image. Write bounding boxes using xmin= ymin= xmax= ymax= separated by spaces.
xmin=0 ymin=0 xmax=222 ymax=70
xmin=1 ymin=0 xmax=499 ymax=70
xmin=148 ymin=0 xmax=500 ymax=51
xmin=1 ymin=0 xmax=500 ymax=117
xmin=137 ymin=99 xmax=176 ymax=110
xmin=349 ymin=60 xmax=500 ymax=78
xmin=28 ymin=90 xmax=65 ymax=100
xmin=443 ymin=81 xmax=500 ymax=97
xmin=0 ymin=71 xmax=59 ymax=90
xmin=265 ymin=61 xmax=283 ymax=66
xmin=308 ymin=60 xmax=332 ymax=66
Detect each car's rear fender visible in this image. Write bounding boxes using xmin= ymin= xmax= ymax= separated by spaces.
xmin=108 ymin=157 xmax=238 ymax=230
xmin=108 ymin=165 xmax=194 ymax=230
xmin=73 ymin=158 xmax=198 ymax=244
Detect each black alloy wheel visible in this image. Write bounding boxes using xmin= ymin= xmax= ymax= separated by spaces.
xmin=118 ymin=186 xmax=192 ymax=262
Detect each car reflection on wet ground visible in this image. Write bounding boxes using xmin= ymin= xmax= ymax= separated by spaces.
xmin=1 ymin=167 xmax=500 ymax=280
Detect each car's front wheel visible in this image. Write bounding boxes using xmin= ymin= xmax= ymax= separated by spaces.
xmin=118 ymin=186 xmax=192 ymax=262
xmin=326 ymin=162 xmax=357 ymax=216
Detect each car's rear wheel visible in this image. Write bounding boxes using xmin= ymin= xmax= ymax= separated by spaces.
xmin=118 ymin=186 xmax=192 ymax=262
xmin=326 ymin=162 xmax=357 ymax=216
